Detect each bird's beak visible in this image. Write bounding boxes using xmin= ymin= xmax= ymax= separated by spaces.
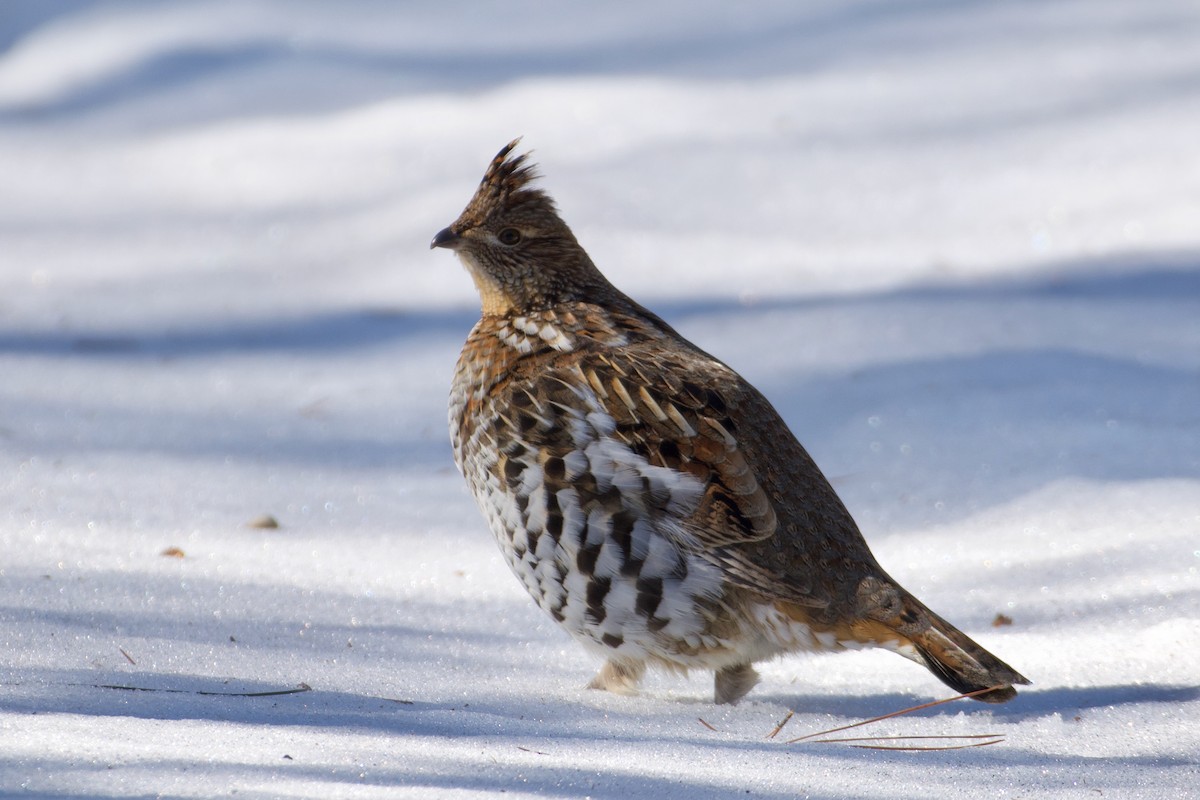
xmin=430 ymin=227 xmax=461 ymax=250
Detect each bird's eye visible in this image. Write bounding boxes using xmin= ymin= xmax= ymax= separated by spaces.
xmin=497 ymin=228 xmax=522 ymax=246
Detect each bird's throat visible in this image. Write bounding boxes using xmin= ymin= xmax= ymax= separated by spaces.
xmin=457 ymin=253 xmax=515 ymax=316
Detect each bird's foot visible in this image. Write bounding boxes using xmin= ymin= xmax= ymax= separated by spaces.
xmin=714 ymin=663 xmax=760 ymax=705
xmin=587 ymin=659 xmax=646 ymax=696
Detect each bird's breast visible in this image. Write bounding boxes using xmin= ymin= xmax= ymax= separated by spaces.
xmin=447 ymin=329 xmax=752 ymax=664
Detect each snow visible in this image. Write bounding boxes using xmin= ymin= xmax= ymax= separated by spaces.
xmin=2 ymin=0 xmax=1199 ymax=797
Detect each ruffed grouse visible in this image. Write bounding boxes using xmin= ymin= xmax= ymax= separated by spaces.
xmin=432 ymin=140 xmax=1029 ymax=704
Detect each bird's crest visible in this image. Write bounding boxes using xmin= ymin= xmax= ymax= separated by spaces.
xmin=455 ymin=137 xmax=554 ymax=229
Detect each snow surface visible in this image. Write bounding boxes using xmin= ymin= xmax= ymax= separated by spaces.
xmin=2 ymin=1 xmax=1199 ymax=797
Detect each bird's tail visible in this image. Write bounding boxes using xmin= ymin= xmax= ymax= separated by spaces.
xmin=899 ymin=599 xmax=1030 ymax=703
xmin=780 ymin=580 xmax=1030 ymax=702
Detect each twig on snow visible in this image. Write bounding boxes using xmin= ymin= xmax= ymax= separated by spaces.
xmin=784 ymin=686 xmax=1009 ymax=751
xmin=766 ymin=709 xmax=794 ymax=739
xmin=85 ymin=681 xmax=313 ymax=697
xmin=808 ymin=734 xmax=1005 ymax=751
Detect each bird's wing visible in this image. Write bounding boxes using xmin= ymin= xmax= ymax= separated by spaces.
xmin=490 ymin=340 xmax=829 ymax=608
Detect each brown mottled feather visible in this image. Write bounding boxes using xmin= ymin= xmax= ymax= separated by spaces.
xmin=435 ymin=141 xmax=1029 ymax=704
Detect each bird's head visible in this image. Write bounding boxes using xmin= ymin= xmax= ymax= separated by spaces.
xmin=430 ymin=139 xmax=611 ymax=316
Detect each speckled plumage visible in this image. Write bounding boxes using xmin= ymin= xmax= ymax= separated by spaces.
xmin=432 ymin=139 xmax=1029 ymax=704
